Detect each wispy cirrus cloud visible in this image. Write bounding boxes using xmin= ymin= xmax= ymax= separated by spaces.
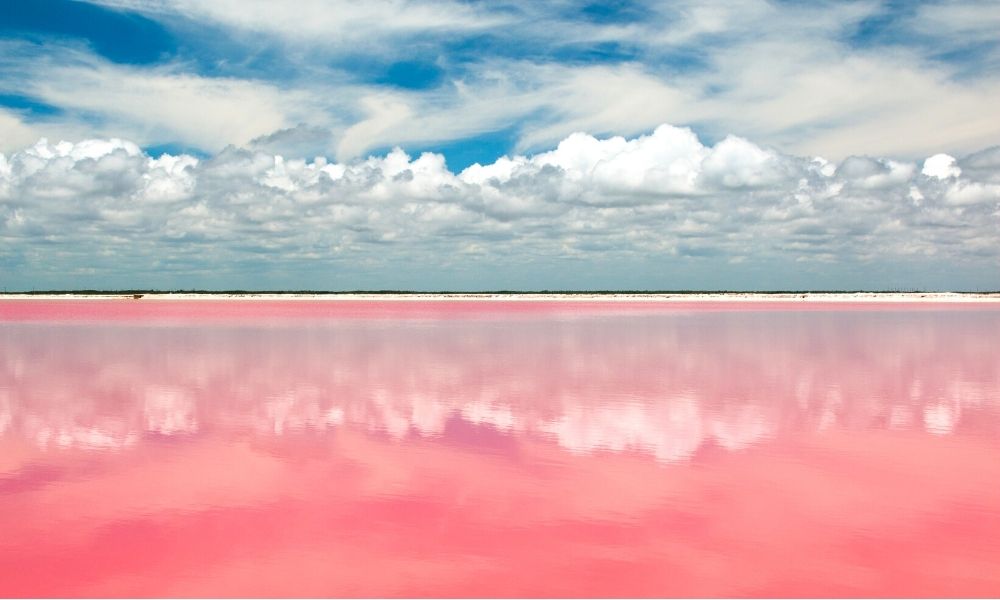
xmin=88 ymin=0 xmax=507 ymax=46
xmin=3 ymin=1 xmax=999 ymax=164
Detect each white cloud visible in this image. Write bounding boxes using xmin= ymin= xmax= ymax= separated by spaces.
xmin=959 ymin=146 xmax=1000 ymax=184
xmin=681 ymin=37 xmax=1000 ymax=159
xmin=0 ymin=110 xmax=39 ymax=153
xmin=30 ymin=62 xmax=318 ymax=152
xmin=1 ymin=124 xmax=998 ymax=288
xmin=90 ymin=0 xmax=505 ymax=46
xmin=6 ymin=0 xmax=1000 ymax=165
xmin=325 ymin=44 xmax=1000 ymax=163
xmin=923 ymin=154 xmax=961 ymax=179
xmin=510 ymin=64 xmax=695 ymax=153
xmin=0 ymin=40 xmax=348 ymax=155
xmin=907 ymin=0 xmax=1000 ymax=45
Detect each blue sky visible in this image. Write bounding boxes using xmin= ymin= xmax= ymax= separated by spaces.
xmin=0 ymin=0 xmax=999 ymax=290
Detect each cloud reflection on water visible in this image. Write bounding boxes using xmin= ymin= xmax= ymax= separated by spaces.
xmin=2 ymin=306 xmax=1000 ymax=597
xmin=2 ymin=310 xmax=998 ymax=460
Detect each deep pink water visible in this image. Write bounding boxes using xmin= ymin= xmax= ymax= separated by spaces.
xmin=1 ymin=299 xmax=1000 ymax=597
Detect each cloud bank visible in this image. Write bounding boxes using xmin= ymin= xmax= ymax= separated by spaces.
xmin=1 ymin=125 xmax=999 ymax=289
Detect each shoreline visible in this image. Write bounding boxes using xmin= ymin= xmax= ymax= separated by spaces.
xmin=3 ymin=292 xmax=1000 ymax=302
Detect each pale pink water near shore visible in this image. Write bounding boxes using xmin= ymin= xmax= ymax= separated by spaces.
xmin=1 ymin=299 xmax=1000 ymax=596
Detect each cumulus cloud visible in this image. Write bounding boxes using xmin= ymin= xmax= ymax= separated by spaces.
xmin=923 ymin=154 xmax=961 ymax=180
xmin=1 ymin=124 xmax=998 ymax=289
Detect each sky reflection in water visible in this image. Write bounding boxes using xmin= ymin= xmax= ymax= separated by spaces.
xmin=1 ymin=302 xmax=999 ymax=596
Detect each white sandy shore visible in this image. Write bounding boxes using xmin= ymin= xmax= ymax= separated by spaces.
xmin=2 ymin=292 xmax=999 ymax=302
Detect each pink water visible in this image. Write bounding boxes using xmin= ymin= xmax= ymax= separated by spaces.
xmin=1 ymin=299 xmax=1000 ymax=597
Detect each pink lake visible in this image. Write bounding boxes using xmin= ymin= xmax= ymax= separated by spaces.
xmin=1 ymin=298 xmax=1000 ymax=597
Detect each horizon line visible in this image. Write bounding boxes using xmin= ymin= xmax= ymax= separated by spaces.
xmin=4 ymin=289 xmax=1000 ymax=295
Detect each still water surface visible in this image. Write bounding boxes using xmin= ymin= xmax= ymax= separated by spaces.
xmin=1 ymin=300 xmax=999 ymax=596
